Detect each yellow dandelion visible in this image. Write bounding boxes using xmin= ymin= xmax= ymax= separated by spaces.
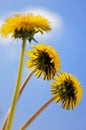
xmin=0 ymin=13 xmax=51 ymax=42
xmin=51 ymin=71 xmax=82 ymax=110
xmin=26 ymin=43 xmax=61 ymax=80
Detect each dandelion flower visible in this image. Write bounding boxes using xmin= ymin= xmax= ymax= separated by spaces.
xmin=0 ymin=13 xmax=51 ymax=42
xmin=26 ymin=43 xmax=61 ymax=80
xmin=51 ymin=72 xmax=82 ymax=110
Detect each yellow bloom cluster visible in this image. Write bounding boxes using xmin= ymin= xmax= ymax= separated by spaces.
xmin=0 ymin=13 xmax=51 ymax=40
xmin=0 ymin=11 xmax=83 ymax=130
xmin=26 ymin=43 xmax=61 ymax=80
xmin=51 ymin=72 xmax=82 ymax=110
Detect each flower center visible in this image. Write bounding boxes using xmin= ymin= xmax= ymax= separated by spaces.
xmin=37 ymin=51 xmax=55 ymax=73
xmin=63 ymin=80 xmax=76 ymax=99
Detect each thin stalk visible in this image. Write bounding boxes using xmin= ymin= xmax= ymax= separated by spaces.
xmin=19 ymin=70 xmax=36 ymax=98
xmin=20 ymin=96 xmax=59 ymax=130
xmin=5 ymin=38 xmax=26 ymax=130
xmin=1 ymin=70 xmax=35 ymax=130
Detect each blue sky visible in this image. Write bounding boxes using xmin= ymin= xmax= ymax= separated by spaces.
xmin=0 ymin=0 xmax=86 ymax=130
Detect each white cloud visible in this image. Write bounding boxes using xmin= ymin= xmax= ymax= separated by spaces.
xmin=0 ymin=36 xmax=13 ymax=46
xmin=23 ymin=8 xmax=63 ymax=30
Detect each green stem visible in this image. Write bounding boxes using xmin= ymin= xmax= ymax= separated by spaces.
xmin=5 ymin=38 xmax=26 ymax=130
xmin=20 ymin=96 xmax=58 ymax=130
xmin=1 ymin=70 xmax=35 ymax=130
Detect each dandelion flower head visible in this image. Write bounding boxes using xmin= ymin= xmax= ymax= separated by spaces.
xmin=51 ymin=71 xmax=82 ymax=110
xmin=26 ymin=43 xmax=61 ymax=80
xmin=0 ymin=13 xmax=51 ymax=41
